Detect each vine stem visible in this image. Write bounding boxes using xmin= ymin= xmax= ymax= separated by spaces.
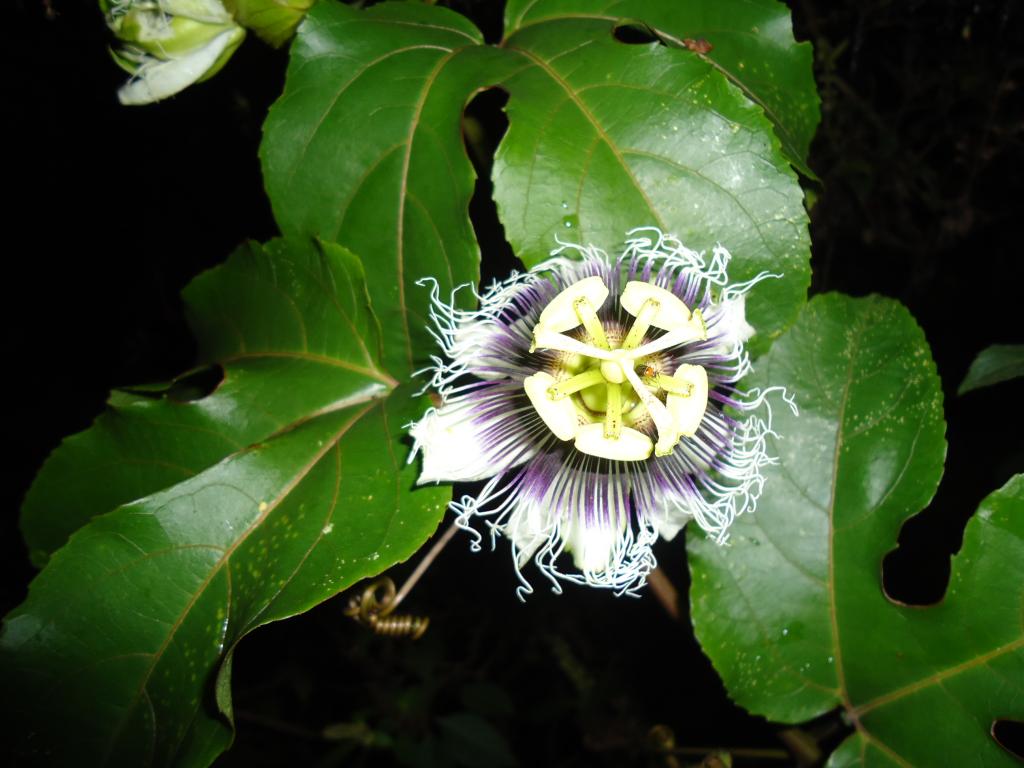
xmin=647 ymin=567 xmax=680 ymax=621
xmin=391 ymin=521 xmax=459 ymax=611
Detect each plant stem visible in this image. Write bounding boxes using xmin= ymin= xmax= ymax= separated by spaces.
xmin=391 ymin=521 xmax=459 ymax=611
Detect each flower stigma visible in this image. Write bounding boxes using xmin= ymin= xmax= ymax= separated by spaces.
xmin=408 ymin=227 xmax=797 ymax=598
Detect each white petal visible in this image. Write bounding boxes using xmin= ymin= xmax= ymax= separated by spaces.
xmin=649 ymin=486 xmax=698 ymax=540
xmin=448 ymin=319 xmax=524 ymax=380
xmin=409 ymin=404 xmax=533 ymax=484
xmin=563 ymin=514 xmax=624 ymax=575
xmin=712 ymin=295 xmax=756 ymax=349
xmin=504 ymin=499 xmax=554 ymax=567
xmin=451 ymin=319 xmax=501 ymax=358
xmin=117 ymin=28 xmax=241 ymax=105
xmin=654 ymin=515 xmax=688 ymax=542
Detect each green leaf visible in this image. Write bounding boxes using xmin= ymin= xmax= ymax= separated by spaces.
xmin=261 ymin=1 xmax=519 ymax=375
xmin=502 ymin=0 xmax=820 ymax=177
xmin=4 ymin=239 xmax=448 ymax=766
xmin=22 ymin=239 xmax=394 ymax=561
xmin=494 ymin=17 xmax=810 ymax=351
xmin=958 ymin=343 xmax=1024 ymax=395
xmin=436 ymin=713 xmax=517 ymax=768
xmin=689 ymin=294 xmax=1024 ymax=765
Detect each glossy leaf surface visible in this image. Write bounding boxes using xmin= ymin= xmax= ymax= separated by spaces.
xmin=958 ymin=343 xmax=1024 ymax=395
xmin=261 ymin=1 xmax=518 ymax=375
xmin=495 ymin=17 xmax=810 ymax=350
xmin=4 ymin=239 xmax=448 ymax=766
xmin=22 ymin=239 xmax=394 ymax=561
xmin=689 ymin=294 xmax=1023 ymax=766
xmin=503 ymin=0 xmax=820 ymax=177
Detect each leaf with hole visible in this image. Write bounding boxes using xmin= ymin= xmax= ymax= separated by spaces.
xmin=261 ymin=1 xmax=522 ymax=376
xmin=494 ymin=15 xmax=810 ymax=352
xmin=2 ymin=238 xmax=448 ymax=766
xmin=503 ymin=0 xmax=820 ymax=177
xmin=688 ymin=293 xmax=1023 ymax=766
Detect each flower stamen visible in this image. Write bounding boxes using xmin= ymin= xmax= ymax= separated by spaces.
xmin=573 ymin=297 xmax=611 ymax=350
xmin=528 ymin=276 xmax=715 ymax=460
xmin=574 ymin=423 xmax=653 ymax=461
xmin=524 ymin=371 xmax=581 ymax=441
xmin=535 ymin=275 xmax=609 ymax=334
xmin=655 ymin=375 xmax=693 ymax=395
xmin=621 ymin=280 xmax=693 ymax=331
xmin=547 ymin=368 xmax=605 ymax=400
xmin=666 ymin=364 xmax=709 ymax=438
xmin=627 ymin=309 xmax=707 ymax=358
xmin=409 ymin=227 xmax=793 ymax=596
xmin=621 ymin=297 xmax=660 ymax=350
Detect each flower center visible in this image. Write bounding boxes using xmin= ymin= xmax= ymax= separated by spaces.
xmin=523 ymin=277 xmax=711 ymax=461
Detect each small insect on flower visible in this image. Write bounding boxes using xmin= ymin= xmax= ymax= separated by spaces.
xmin=408 ymin=227 xmax=796 ymax=597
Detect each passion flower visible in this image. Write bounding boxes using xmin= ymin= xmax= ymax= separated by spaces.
xmin=409 ymin=228 xmax=795 ymax=596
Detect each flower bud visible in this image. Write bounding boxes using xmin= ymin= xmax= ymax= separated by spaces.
xmin=222 ymin=0 xmax=314 ymax=47
xmin=102 ymin=0 xmax=245 ymax=105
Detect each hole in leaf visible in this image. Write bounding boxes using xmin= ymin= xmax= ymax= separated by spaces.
xmin=992 ymin=720 xmax=1024 ymax=760
xmin=881 ymin=529 xmax=952 ymax=606
xmin=884 ymin=372 xmax=1024 ymax=606
xmin=117 ymin=381 xmax=178 ymax=400
xmin=444 ymin=0 xmax=504 ymax=43
xmin=611 ymin=21 xmax=662 ymax=46
xmin=462 ymin=87 xmax=516 ymax=283
xmin=167 ymin=363 xmax=224 ymax=402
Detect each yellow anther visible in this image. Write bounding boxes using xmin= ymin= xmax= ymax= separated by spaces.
xmin=666 ymin=364 xmax=709 ymax=438
xmin=535 ymin=276 xmax=609 ymax=334
xmin=656 ymin=375 xmax=694 ymax=396
xmin=620 ymin=281 xmax=692 ymax=330
xmin=574 ymin=423 xmax=653 ymax=461
xmin=524 ymin=372 xmax=582 ymax=441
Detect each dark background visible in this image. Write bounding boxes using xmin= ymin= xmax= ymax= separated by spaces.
xmin=6 ymin=0 xmax=1024 ymax=765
